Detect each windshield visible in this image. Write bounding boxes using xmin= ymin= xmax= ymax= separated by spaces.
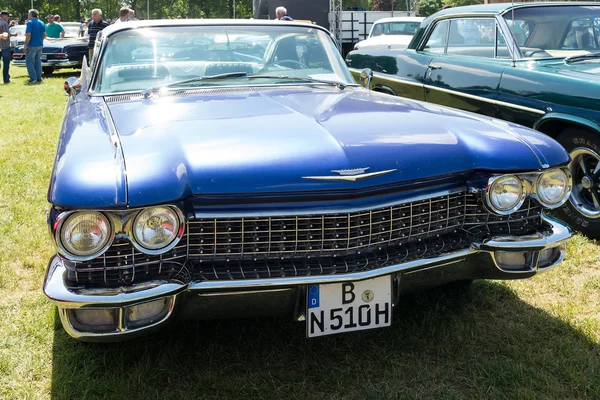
xmin=370 ymin=21 xmax=421 ymax=37
xmin=94 ymin=25 xmax=354 ymax=94
xmin=503 ymin=5 xmax=600 ymax=59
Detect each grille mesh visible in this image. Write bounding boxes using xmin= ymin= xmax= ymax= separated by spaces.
xmin=64 ymin=192 xmax=544 ymax=286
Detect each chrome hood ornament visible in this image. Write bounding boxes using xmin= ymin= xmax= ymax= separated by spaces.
xmin=302 ymin=167 xmax=397 ymax=182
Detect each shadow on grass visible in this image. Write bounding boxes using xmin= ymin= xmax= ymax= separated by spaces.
xmin=50 ymin=281 xmax=600 ymax=399
xmin=43 ymin=70 xmax=82 ymax=80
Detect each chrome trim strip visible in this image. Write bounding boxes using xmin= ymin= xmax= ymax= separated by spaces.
xmin=302 ymin=169 xmax=397 ymax=181
xmin=371 ymin=71 xmax=424 ymax=88
xmin=423 ymin=84 xmax=545 ymax=115
xmin=100 ymin=100 xmax=128 ymax=205
xmin=44 ymin=257 xmax=186 ymax=309
xmin=476 ymin=214 xmax=572 ymax=251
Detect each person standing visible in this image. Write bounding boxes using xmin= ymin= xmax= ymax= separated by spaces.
xmin=115 ymin=7 xmax=131 ymax=23
xmin=128 ymin=9 xmax=136 ymax=21
xmin=45 ymin=14 xmax=64 ymax=38
xmin=87 ymin=9 xmax=108 ymax=63
xmin=276 ymin=6 xmax=293 ymax=21
xmin=0 ymin=10 xmax=17 ymax=84
xmin=24 ymin=9 xmax=45 ymax=83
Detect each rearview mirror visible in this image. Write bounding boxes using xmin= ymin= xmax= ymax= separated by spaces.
xmin=359 ymin=68 xmax=373 ymax=89
xmin=64 ymin=77 xmax=81 ymax=97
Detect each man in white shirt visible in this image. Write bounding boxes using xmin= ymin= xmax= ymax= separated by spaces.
xmin=115 ymin=7 xmax=131 ymax=23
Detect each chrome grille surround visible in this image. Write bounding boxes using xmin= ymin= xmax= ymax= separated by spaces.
xmin=63 ymin=191 xmax=545 ymax=286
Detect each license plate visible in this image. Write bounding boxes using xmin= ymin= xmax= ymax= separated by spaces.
xmin=41 ymin=55 xmax=47 ymax=61
xmin=306 ymin=275 xmax=392 ymax=337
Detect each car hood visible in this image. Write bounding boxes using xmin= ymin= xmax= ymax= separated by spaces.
xmin=100 ymin=88 xmax=568 ymax=206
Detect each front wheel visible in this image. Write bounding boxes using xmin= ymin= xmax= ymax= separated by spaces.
xmin=42 ymin=67 xmax=54 ymax=75
xmin=555 ymin=127 xmax=600 ymax=239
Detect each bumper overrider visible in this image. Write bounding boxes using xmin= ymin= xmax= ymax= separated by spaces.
xmin=44 ymin=214 xmax=572 ymax=341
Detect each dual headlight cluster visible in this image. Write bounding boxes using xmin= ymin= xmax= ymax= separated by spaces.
xmin=486 ymin=168 xmax=572 ymax=215
xmin=55 ymin=206 xmax=183 ymax=261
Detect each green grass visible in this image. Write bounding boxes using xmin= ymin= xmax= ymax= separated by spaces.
xmin=1 ymin=66 xmax=600 ymax=400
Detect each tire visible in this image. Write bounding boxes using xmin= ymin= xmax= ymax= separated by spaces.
xmin=555 ymin=127 xmax=600 ymax=239
xmin=42 ymin=67 xmax=54 ymax=75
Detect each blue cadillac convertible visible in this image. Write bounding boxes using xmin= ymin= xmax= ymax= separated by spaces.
xmin=44 ymin=19 xmax=574 ymax=341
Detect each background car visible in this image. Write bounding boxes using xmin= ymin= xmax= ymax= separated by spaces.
xmin=8 ymin=25 xmax=25 ymax=53
xmin=11 ymin=22 xmax=89 ymax=75
xmin=354 ymin=16 xmax=424 ymax=51
xmin=44 ymin=19 xmax=572 ymax=341
xmin=346 ymin=2 xmax=600 ymax=238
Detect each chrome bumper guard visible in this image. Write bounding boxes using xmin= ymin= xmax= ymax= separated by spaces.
xmin=44 ymin=215 xmax=572 ymax=340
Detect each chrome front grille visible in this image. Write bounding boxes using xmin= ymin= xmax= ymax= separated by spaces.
xmin=64 ymin=191 xmax=544 ymax=286
xmin=187 ymin=192 xmax=470 ymax=260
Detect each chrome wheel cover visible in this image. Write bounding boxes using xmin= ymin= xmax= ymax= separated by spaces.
xmin=569 ymin=147 xmax=600 ymax=219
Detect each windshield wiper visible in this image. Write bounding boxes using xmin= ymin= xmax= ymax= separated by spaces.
xmin=247 ymin=74 xmax=348 ymax=90
xmin=142 ymin=72 xmax=248 ymax=98
xmin=565 ymin=52 xmax=600 ymax=63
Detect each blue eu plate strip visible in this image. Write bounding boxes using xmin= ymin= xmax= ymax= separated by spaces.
xmin=308 ymin=285 xmax=320 ymax=309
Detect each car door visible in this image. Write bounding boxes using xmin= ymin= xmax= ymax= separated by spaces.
xmin=419 ymin=17 xmax=513 ymax=118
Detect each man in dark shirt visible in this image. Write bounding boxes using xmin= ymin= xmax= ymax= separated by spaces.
xmin=87 ymin=9 xmax=109 ymax=64
xmin=24 ymin=9 xmax=46 ymax=83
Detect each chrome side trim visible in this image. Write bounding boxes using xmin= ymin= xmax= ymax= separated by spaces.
xmin=423 ymin=84 xmax=546 ymax=115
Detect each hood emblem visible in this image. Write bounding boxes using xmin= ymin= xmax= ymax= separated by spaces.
xmin=302 ymin=167 xmax=397 ymax=182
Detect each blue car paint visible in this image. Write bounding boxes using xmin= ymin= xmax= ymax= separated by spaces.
xmin=48 ymin=88 xmax=570 ymax=209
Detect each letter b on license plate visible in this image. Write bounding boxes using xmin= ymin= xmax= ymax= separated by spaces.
xmin=307 ymin=275 xmax=392 ymax=337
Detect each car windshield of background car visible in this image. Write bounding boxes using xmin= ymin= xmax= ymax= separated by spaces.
xmin=370 ymin=22 xmax=421 ymax=37
xmin=502 ymin=5 xmax=600 ymax=58
xmin=94 ymin=25 xmax=354 ymax=94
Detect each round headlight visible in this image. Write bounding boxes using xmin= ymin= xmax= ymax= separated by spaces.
xmin=536 ymin=168 xmax=571 ymax=207
xmin=487 ymin=175 xmax=525 ymax=214
xmin=132 ymin=207 xmax=181 ymax=252
xmin=59 ymin=212 xmax=112 ymax=259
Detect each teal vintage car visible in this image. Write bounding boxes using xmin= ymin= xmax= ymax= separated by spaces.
xmin=346 ymin=2 xmax=600 ymax=238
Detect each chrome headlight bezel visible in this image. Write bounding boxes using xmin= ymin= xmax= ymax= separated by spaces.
xmin=485 ymin=174 xmax=527 ymax=215
xmin=534 ymin=168 xmax=572 ymax=209
xmin=130 ymin=206 xmax=185 ymax=255
xmin=54 ymin=211 xmax=115 ymax=261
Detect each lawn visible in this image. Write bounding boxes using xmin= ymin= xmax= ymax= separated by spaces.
xmin=1 ymin=66 xmax=600 ymax=400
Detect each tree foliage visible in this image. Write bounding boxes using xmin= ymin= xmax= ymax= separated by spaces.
xmin=417 ymin=0 xmax=442 ymax=17
xmin=6 ymin=0 xmax=253 ymax=22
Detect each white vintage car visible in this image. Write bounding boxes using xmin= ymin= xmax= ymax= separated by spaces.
xmin=354 ymin=16 xmax=424 ymax=51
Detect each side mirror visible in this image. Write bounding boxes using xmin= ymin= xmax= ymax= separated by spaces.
xmin=359 ymin=68 xmax=373 ymax=89
xmin=64 ymin=77 xmax=81 ymax=97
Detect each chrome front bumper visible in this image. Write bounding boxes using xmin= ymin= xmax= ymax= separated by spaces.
xmin=44 ymin=214 xmax=573 ymax=341
xmin=12 ymin=59 xmax=79 ymax=68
